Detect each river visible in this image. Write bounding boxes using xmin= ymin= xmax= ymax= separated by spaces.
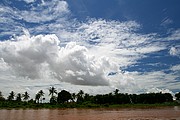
xmin=0 ymin=106 xmax=180 ymax=120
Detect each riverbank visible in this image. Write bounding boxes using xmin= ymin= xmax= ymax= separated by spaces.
xmin=0 ymin=101 xmax=179 ymax=109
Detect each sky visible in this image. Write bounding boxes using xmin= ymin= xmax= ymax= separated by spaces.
xmin=0 ymin=0 xmax=180 ymax=98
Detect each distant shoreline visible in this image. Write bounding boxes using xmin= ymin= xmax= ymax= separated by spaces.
xmin=1 ymin=90 xmax=180 ymax=109
xmin=0 ymin=101 xmax=179 ymax=109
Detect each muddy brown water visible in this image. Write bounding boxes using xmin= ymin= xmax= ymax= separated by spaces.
xmin=0 ymin=107 xmax=180 ymax=120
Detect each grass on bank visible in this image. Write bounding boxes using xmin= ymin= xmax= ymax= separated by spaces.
xmin=0 ymin=101 xmax=179 ymax=109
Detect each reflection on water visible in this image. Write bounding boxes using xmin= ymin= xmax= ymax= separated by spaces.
xmin=0 ymin=107 xmax=180 ymax=120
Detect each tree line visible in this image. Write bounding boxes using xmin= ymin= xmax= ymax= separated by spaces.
xmin=0 ymin=87 xmax=180 ymax=107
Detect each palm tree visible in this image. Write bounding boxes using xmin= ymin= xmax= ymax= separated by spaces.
xmin=77 ymin=90 xmax=84 ymax=103
xmin=35 ymin=93 xmax=41 ymax=103
xmin=0 ymin=91 xmax=5 ymax=101
xmin=49 ymin=86 xmax=57 ymax=103
xmin=71 ymin=93 xmax=76 ymax=102
xmin=0 ymin=91 xmax=3 ymax=98
xmin=38 ymin=90 xmax=45 ymax=103
xmin=8 ymin=91 xmax=15 ymax=101
xmin=49 ymin=86 xmax=57 ymax=98
xmin=16 ymin=93 xmax=22 ymax=102
xmin=114 ymin=89 xmax=119 ymax=95
xmin=22 ymin=91 xmax=30 ymax=102
xmin=77 ymin=90 xmax=84 ymax=98
xmin=0 ymin=91 xmax=2 ymax=97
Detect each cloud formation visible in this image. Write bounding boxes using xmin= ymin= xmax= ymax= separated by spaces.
xmin=0 ymin=0 xmax=70 ymax=38
xmin=169 ymin=46 xmax=180 ymax=57
xmin=0 ymin=33 xmax=123 ymax=86
xmin=0 ymin=0 xmax=180 ymax=96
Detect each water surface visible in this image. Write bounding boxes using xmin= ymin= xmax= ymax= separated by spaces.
xmin=0 ymin=106 xmax=180 ymax=120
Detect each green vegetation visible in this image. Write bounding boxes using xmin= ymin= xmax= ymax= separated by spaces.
xmin=0 ymin=88 xmax=179 ymax=109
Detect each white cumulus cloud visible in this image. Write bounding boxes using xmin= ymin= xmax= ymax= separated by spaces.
xmin=0 ymin=34 xmax=125 ymax=87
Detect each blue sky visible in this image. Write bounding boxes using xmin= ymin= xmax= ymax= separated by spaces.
xmin=68 ymin=0 xmax=180 ymax=33
xmin=0 ymin=0 xmax=180 ymax=97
